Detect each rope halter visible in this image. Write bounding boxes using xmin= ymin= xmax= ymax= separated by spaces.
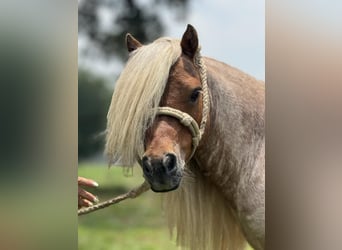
xmin=156 ymin=49 xmax=209 ymax=161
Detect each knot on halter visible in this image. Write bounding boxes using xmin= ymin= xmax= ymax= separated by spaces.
xmin=180 ymin=116 xmax=193 ymax=127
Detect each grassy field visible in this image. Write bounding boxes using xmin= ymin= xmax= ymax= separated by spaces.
xmin=78 ymin=163 xmax=253 ymax=250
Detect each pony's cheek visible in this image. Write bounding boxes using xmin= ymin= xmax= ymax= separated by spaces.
xmin=179 ymin=136 xmax=193 ymax=161
xmin=174 ymin=140 xmax=192 ymax=164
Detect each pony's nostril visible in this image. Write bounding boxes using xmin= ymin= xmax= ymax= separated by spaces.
xmin=163 ymin=153 xmax=177 ymax=172
xmin=142 ymin=156 xmax=153 ymax=175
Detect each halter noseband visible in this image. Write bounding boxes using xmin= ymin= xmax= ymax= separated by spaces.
xmin=156 ymin=50 xmax=209 ymax=161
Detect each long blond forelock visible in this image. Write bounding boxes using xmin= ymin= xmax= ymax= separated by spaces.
xmin=105 ymin=37 xmax=182 ymax=166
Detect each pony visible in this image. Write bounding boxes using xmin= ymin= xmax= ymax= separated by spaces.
xmin=105 ymin=24 xmax=265 ymax=250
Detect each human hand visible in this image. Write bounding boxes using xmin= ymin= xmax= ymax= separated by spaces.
xmin=78 ymin=177 xmax=99 ymax=208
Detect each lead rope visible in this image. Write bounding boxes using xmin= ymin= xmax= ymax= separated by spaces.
xmin=78 ymin=48 xmax=209 ymax=216
xmin=78 ymin=181 xmax=150 ymax=216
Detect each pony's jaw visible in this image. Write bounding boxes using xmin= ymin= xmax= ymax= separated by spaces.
xmin=149 ymin=177 xmax=181 ymax=193
xmin=143 ymin=168 xmax=183 ymax=192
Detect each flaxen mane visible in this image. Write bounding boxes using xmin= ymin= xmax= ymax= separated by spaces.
xmin=163 ymin=165 xmax=246 ymax=250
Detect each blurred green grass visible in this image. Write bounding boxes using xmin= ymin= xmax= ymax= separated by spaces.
xmin=78 ymin=163 xmax=253 ymax=250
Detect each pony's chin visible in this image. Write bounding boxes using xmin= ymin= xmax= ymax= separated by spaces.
xmin=150 ymin=183 xmax=180 ymax=193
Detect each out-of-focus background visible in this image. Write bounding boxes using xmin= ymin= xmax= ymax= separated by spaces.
xmin=78 ymin=0 xmax=263 ymax=249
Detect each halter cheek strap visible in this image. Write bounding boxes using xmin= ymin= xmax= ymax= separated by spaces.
xmin=156 ymin=50 xmax=209 ymax=162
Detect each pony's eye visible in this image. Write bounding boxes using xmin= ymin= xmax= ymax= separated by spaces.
xmin=190 ymin=88 xmax=202 ymax=103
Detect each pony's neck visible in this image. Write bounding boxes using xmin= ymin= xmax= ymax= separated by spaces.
xmin=194 ymin=57 xmax=265 ymax=208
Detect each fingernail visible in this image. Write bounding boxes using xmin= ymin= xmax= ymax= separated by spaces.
xmin=88 ymin=201 xmax=93 ymax=206
xmin=92 ymin=181 xmax=99 ymax=187
xmin=94 ymin=197 xmax=99 ymax=203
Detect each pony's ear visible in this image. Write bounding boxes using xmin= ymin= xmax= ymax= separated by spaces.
xmin=126 ymin=33 xmax=142 ymax=52
xmin=181 ymin=24 xmax=199 ymax=59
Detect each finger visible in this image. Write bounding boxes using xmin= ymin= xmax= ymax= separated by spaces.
xmin=78 ymin=188 xmax=99 ymax=203
xmin=78 ymin=197 xmax=93 ymax=208
xmin=78 ymin=177 xmax=99 ymax=187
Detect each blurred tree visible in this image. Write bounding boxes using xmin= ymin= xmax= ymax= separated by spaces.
xmin=78 ymin=0 xmax=189 ymax=61
xmin=78 ymin=70 xmax=112 ymax=158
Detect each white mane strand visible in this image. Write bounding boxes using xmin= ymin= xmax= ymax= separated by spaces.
xmin=105 ymin=37 xmax=181 ymax=166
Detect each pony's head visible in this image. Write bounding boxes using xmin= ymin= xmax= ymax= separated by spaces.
xmin=106 ymin=25 xmax=208 ymax=192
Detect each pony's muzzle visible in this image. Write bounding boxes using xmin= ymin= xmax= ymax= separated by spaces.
xmin=141 ymin=153 xmax=181 ymax=192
